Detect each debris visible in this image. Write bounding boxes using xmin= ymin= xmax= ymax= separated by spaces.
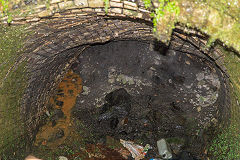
xmin=120 ymin=139 xmax=151 ymax=160
xmin=197 ymin=106 xmax=201 ymax=112
xmin=82 ymin=86 xmax=90 ymax=95
xmin=185 ymin=61 xmax=190 ymax=65
xmin=157 ymin=139 xmax=172 ymax=159
xmin=25 ymin=155 xmax=42 ymax=160
xmin=98 ymin=88 xmax=131 ymax=125
xmin=117 ymin=148 xmax=131 ymax=159
xmin=45 ymin=110 xmax=50 ymax=117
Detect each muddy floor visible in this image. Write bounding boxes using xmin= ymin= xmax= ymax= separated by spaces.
xmin=33 ymin=40 xmax=228 ymax=160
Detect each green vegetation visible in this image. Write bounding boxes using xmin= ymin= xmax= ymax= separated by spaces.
xmin=143 ymin=0 xmax=151 ymax=9
xmin=46 ymin=0 xmax=51 ymax=10
xmin=0 ymin=0 xmax=12 ymax=23
xmin=150 ymin=0 xmax=179 ymax=32
xmin=104 ymin=0 xmax=110 ymax=14
xmin=208 ymin=46 xmax=240 ymax=160
xmin=0 ymin=25 xmax=29 ymax=158
xmin=209 ymin=125 xmax=240 ymax=160
xmin=143 ymin=0 xmax=180 ymax=42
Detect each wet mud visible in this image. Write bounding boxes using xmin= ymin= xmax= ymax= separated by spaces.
xmin=71 ymin=41 xmax=227 ymax=159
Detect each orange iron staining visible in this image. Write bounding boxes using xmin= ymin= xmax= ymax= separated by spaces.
xmin=34 ymin=70 xmax=82 ymax=148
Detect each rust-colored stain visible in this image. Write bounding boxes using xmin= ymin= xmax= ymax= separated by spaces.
xmin=34 ymin=70 xmax=82 ymax=148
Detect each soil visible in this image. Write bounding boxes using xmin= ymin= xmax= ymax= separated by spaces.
xmin=33 ymin=40 xmax=227 ymax=160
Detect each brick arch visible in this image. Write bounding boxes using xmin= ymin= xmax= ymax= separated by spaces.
xmin=5 ymin=0 xmax=229 ymax=146
xmin=22 ymin=14 xmax=155 ymax=141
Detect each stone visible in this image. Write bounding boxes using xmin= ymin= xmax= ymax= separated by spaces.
xmin=26 ymin=17 xmax=40 ymax=22
xmin=110 ymin=1 xmax=123 ymax=8
xmin=82 ymin=8 xmax=94 ymax=12
xmin=38 ymin=10 xmax=53 ymax=18
xmin=123 ymin=1 xmax=137 ymax=7
xmin=58 ymin=1 xmax=74 ymax=10
xmin=74 ymin=0 xmax=88 ymax=7
xmin=111 ymin=0 xmax=121 ymax=2
xmin=105 ymin=88 xmax=131 ymax=105
xmin=95 ymin=8 xmax=104 ymax=12
xmin=196 ymin=72 xmax=204 ymax=81
xmin=24 ymin=0 xmax=37 ymax=5
xmin=59 ymin=156 xmax=68 ymax=160
xmin=123 ymin=9 xmax=137 ymax=16
xmin=136 ymin=12 xmax=143 ymax=18
xmin=124 ymin=4 xmax=138 ymax=10
xmin=108 ymin=78 xmax=115 ymax=83
xmin=88 ymin=0 xmax=104 ymax=7
xmin=51 ymin=0 xmax=62 ymax=4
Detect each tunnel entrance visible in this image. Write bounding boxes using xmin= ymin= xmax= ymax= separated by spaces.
xmin=33 ymin=39 xmax=229 ymax=159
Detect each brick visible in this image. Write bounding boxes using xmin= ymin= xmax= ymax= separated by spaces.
xmin=88 ymin=0 xmax=104 ymax=7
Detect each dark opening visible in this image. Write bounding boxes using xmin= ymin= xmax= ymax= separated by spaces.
xmin=33 ymin=39 xmax=229 ymax=159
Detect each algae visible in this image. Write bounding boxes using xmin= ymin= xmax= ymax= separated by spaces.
xmin=0 ymin=24 xmax=29 ymax=158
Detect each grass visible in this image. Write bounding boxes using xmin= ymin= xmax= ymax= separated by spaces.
xmin=208 ymin=46 xmax=240 ymax=159
xmin=0 ymin=25 xmax=29 ymax=158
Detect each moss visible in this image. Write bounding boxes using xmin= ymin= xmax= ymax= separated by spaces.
xmin=141 ymin=0 xmax=240 ymax=52
xmin=0 ymin=24 xmax=30 ymax=158
xmin=208 ymin=46 xmax=240 ymax=159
